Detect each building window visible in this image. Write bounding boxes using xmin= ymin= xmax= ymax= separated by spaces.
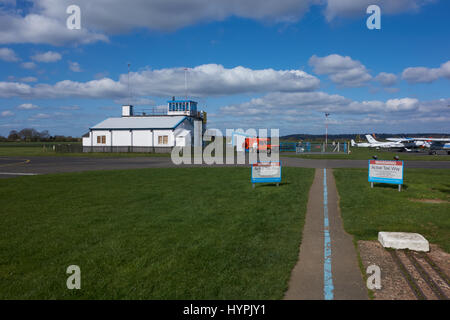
xmin=97 ymin=135 xmax=106 ymax=144
xmin=158 ymin=135 xmax=168 ymax=145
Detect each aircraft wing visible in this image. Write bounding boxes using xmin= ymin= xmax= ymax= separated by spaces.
xmin=413 ymin=138 xmax=450 ymax=142
xmin=387 ymin=137 xmax=450 ymax=142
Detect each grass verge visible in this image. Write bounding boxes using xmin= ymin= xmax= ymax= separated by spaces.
xmin=334 ymin=168 xmax=450 ymax=252
xmin=0 ymin=167 xmax=314 ymax=299
xmin=286 ymin=148 xmax=450 ymax=161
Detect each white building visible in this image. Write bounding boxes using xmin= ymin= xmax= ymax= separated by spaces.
xmin=83 ymin=99 xmax=205 ymax=153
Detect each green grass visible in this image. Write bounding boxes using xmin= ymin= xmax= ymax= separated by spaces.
xmin=0 ymin=167 xmax=314 ymax=299
xmin=286 ymin=147 xmax=450 ymax=161
xmin=334 ymin=168 xmax=450 ymax=252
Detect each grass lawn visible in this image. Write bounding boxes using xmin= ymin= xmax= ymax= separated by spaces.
xmin=334 ymin=168 xmax=450 ymax=252
xmin=0 ymin=167 xmax=314 ymax=299
xmin=286 ymin=147 xmax=450 ymax=161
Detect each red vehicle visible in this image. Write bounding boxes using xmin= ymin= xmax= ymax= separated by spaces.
xmin=244 ymin=137 xmax=278 ymax=154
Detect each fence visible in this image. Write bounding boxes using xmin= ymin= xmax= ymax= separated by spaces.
xmin=295 ymin=142 xmax=349 ymax=154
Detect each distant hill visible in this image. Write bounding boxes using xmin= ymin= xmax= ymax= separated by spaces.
xmin=281 ymin=133 xmax=450 ymax=142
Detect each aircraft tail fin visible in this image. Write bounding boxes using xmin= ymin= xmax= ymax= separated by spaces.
xmin=365 ymin=134 xmax=378 ymax=144
xmin=351 ymin=139 xmax=356 ymax=147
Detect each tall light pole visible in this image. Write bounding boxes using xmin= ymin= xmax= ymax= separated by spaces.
xmin=127 ymin=63 xmax=131 ymax=105
xmin=184 ymin=67 xmax=188 ymax=101
xmin=325 ymin=113 xmax=330 ymax=148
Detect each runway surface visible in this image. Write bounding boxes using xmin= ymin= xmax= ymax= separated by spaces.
xmin=1 ymin=155 xmax=450 ymax=178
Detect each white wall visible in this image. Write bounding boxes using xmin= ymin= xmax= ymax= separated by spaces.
xmin=82 ymin=136 xmax=90 ymax=146
xmin=112 ymin=130 xmax=132 ymax=146
xmin=153 ymin=130 xmax=175 ymax=147
xmin=133 ymin=130 xmax=153 ymax=147
xmin=92 ymin=130 xmax=111 ymax=146
xmin=175 ymin=133 xmax=191 ymax=147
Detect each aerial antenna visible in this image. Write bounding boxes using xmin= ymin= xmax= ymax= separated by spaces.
xmin=127 ymin=63 xmax=131 ymax=105
xmin=184 ymin=67 xmax=188 ymax=101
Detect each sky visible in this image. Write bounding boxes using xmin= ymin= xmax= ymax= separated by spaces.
xmin=0 ymin=0 xmax=449 ymax=137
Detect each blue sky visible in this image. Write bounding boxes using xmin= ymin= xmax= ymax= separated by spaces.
xmin=0 ymin=0 xmax=449 ymax=136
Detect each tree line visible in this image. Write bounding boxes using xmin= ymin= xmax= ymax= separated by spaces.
xmin=0 ymin=128 xmax=80 ymax=142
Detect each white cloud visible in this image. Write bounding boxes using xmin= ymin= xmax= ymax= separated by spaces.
xmin=31 ymin=51 xmax=62 ymax=63
xmin=0 ymin=10 xmax=108 ymax=46
xmin=324 ymin=0 xmax=436 ymax=21
xmin=385 ymin=98 xmax=419 ymax=111
xmin=28 ymin=111 xmax=72 ymax=121
xmin=0 ymin=64 xmax=320 ymax=99
xmin=17 ymin=103 xmax=39 ymax=110
xmin=29 ymin=113 xmax=51 ymax=119
xmin=217 ymin=92 xmax=449 ymax=132
xmin=0 ymin=47 xmax=20 ymax=62
xmin=0 ymin=1 xmax=440 ymax=45
xmin=68 ymin=61 xmax=82 ymax=72
xmin=374 ymin=72 xmax=397 ymax=86
xmin=402 ymin=60 xmax=450 ymax=83
xmin=219 ymin=92 xmax=437 ymax=117
xmin=309 ymin=54 xmax=372 ymax=87
xmin=59 ymin=106 xmax=80 ymax=110
xmin=0 ymin=0 xmax=310 ymax=45
xmin=21 ymin=77 xmax=38 ymax=82
xmin=21 ymin=61 xmax=37 ymax=69
xmin=1 ymin=110 xmax=15 ymax=117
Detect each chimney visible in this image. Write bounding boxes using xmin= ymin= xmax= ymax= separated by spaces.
xmin=122 ymin=105 xmax=133 ymax=117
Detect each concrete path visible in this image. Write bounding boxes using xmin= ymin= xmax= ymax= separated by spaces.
xmin=284 ymin=168 xmax=368 ymax=300
xmin=1 ymin=156 xmax=449 ymax=178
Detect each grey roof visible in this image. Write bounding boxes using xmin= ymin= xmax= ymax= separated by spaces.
xmin=91 ymin=116 xmax=186 ymax=130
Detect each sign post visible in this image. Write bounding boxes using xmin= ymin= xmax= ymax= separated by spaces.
xmin=251 ymin=162 xmax=281 ymax=188
xmin=368 ymin=160 xmax=404 ymax=191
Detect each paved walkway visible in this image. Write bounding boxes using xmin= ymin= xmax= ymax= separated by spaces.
xmin=284 ymin=168 xmax=367 ymax=300
xmin=1 ymin=155 xmax=449 ymax=178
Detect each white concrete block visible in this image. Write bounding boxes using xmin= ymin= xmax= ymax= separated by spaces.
xmin=378 ymin=232 xmax=429 ymax=252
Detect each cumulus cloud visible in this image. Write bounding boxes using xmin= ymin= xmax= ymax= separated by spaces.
xmin=0 ymin=0 xmax=310 ymax=45
xmin=68 ymin=61 xmax=82 ymax=72
xmin=20 ymin=76 xmax=38 ymax=82
xmin=0 ymin=1 xmax=440 ymax=45
xmin=31 ymin=51 xmax=62 ymax=63
xmin=59 ymin=105 xmax=80 ymax=110
xmin=1 ymin=110 xmax=15 ymax=117
xmin=374 ymin=72 xmax=397 ymax=86
xmin=402 ymin=60 xmax=450 ymax=83
xmin=0 ymin=64 xmax=320 ymax=99
xmin=0 ymin=47 xmax=20 ymax=62
xmin=218 ymin=92 xmax=437 ymax=117
xmin=17 ymin=103 xmax=39 ymax=110
xmin=217 ymin=92 xmax=449 ymax=132
xmin=0 ymin=8 xmax=108 ymax=46
xmin=309 ymin=54 xmax=372 ymax=87
xmin=20 ymin=62 xmax=37 ymax=69
xmin=324 ymin=0 xmax=436 ymax=21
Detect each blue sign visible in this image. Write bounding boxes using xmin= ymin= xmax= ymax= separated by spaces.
xmin=368 ymin=160 xmax=404 ymax=185
xmin=251 ymin=162 xmax=282 ymax=184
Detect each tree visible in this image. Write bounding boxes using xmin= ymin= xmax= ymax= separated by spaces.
xmin=39 ymin=130 xmax=50 ymax=140
xmin=8 ymin=130 xmax=20 ymax=141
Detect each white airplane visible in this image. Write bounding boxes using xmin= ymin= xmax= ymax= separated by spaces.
xmin=351 ymin=135 xmax=411 ymax=151
xmin=386 ymin=136 xmax=450 ymax=151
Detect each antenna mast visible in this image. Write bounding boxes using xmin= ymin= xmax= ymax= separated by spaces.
xmin=127 ymin=63 xmax=131 ymax=105
xmin=184 ymin=67 xmax=188 ymax=101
